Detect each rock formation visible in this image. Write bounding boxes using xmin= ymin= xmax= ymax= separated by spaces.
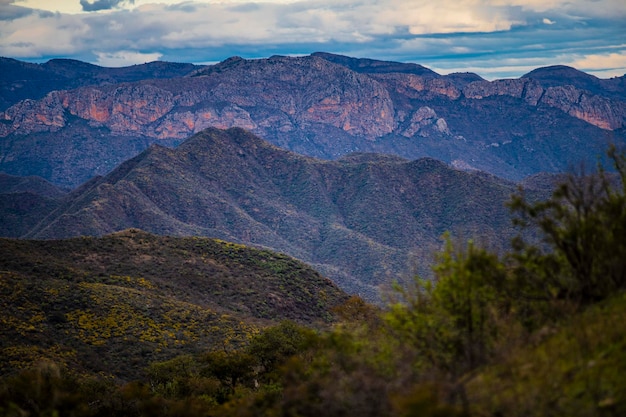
xmin=0 ymin=53 xmax=624 ymax=187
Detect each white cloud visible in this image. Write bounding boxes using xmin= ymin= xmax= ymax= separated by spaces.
xmin=1 ymin=0 xmax=625 ymax=78
xmin=0 ymin=11 xmax=89 ymax=57
xmin=95 ymin=50 xmax=162 ymax=66
xmin=567 ymin=52 xmax=626 ymax=77
xmin=14 ymin=0 xmax=84 ymax=14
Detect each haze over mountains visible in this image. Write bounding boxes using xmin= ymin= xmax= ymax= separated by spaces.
xmin=1 ymin=53 xmax=624 ymax=188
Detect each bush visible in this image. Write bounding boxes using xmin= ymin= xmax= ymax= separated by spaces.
xmin=509 ymin=145 xmax=626 ymax=305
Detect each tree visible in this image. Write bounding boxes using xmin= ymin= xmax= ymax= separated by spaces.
xmin=386 ymin=234 xmax=506 ymax=374
xmin=199 ymin=350 xmax=256 ymax=397
xmin=247 ymin=320 xmax=316 ymax=382
xmin=384 ymin=234 xmax=510 ymax=416
xmin=509 ymin=145 xmax=626 ymax=305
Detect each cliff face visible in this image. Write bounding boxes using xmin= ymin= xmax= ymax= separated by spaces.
xmin=0 ymin=57 xmax=198 ymax=111
xmin=1 ymin=54 xmax=624 ymax=187
xmin=2 ymin=56 xmax=395 ymax=140
xmin=461 ymin=78 xmax=626 ymax=130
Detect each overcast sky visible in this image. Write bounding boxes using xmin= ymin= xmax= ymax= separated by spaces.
xmin=1 ymin=0 xmax=625 ymax=80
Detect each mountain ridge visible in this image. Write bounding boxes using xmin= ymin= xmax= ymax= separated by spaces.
xmin=21 ymin=127 xmax=542 ymax=299
xmin=1 ymin=53 xmax=624 ymax=188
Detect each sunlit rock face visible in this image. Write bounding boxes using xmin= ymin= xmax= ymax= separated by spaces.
xmin=0 ymin=53 xmax=624 ymax=187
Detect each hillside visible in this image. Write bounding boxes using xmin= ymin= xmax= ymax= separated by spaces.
xmin=1 ymin=53 xmax=624 ymax=187
xmin=0 ymin=57 xmax=199 ymax=111
xmin=0 ymin=173 xmax=67 ymax=237
xmin=0 ymin=229 xmax=348 ymax=380
xmin=20 ymin=127 xmax=546 ymax=299
xmin=1 ymin=141 xmax=624 ymax=417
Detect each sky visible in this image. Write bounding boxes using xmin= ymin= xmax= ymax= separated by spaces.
xmin=1 ymin=0 xmax=625 ymax=80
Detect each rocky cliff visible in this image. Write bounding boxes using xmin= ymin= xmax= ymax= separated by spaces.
xmin=1 ymin=53 xmax=624 ymax=187
xmin=0 ymin=57 xmax=198 ymax=111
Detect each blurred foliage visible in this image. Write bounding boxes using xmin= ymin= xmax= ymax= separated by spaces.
xmin=509 ymin=144 xmax=626 ymax=305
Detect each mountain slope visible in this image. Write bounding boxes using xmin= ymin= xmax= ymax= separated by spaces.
xmin=0 ymin=229 xmax=348 ymax=380
xmin=1 ymin=53 xmax=624 ymax=187
xmin=24 ymin=127 xmax=538 ymax=298
xmin=0 ymin=173 xmax=67 ymax=237
xmin=522 ymin=65 xmax=626 ymax=99
xmin=0 ymin=57 xmax=199 ymax=111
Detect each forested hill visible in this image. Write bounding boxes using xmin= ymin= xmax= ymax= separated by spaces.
xmin=1 ymin=149 xmax=625 ymax=416
xmin=0 ymin=229 xmax=348 ymax=380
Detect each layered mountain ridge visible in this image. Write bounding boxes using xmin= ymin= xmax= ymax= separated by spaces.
xmin=1 ymin=53 xmax=624 ymax=187
xmin=21 ymin=127 xmax=546 ymax=299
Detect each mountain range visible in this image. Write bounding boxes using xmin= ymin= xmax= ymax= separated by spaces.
xmin=1 ymin=53 xmax=624 ymax=188
xmin=1 ymin=52 xmax=624 ymax=298
xmin=7 ymin=127 xmax=552 ymax=299
xmin=1 ymin=52 xmax=625 ymax=416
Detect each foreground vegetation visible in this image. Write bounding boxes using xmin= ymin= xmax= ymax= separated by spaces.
xmin=1 ymin=147 xmax=625 ymax=416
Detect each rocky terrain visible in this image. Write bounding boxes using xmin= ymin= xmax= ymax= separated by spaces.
xmin=0 ymin=53 xmax=624 ymax=188
xmin=0 ymin=57 xmax=199 ymax=111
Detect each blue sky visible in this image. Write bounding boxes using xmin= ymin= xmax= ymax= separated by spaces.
xmin=1 ymin=0 xmax=625 ymax=80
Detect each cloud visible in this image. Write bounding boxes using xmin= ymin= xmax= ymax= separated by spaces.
xmin=0 ymin=11 xmax=90 ymax=58
xmin=80 ymin=0 xmax=134 ymax=12
xmin=0 ymin=0 xmax=32 ymax=20
xmin=94 ymin=50 xmax=162 ymax=66
xmin=0 ymin=0 xmax=625 ymax=79
xmin=568 ymin=52 xmax=626 ymax=76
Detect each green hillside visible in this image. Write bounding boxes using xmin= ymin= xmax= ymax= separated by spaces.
xmin=0 ymin=230 xmax=348 ymax=381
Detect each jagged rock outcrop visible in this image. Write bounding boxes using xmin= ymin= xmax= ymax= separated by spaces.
xmin=401 ymin=106 xmax=451 ymax=138
xmin=462 ymin=78 xmax=544 ymax=105
xmin=540 ymin=86 xmax=625 ymax=130
xmin=0 ymin=53 xmax=624 ymax=187
xmin=370 ymin=73 xmax=462 ymax=100
xmin=462 ymin=78 xmax=626 ymax=130
xmin=0 ymin=57 xmax=198 ymax=111
xmin=2 ymin=55 xmax=396 ymax=140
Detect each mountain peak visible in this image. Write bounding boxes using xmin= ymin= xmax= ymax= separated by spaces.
xmin=311 ymin=52 xmax=440 ymax=77
xmin=522 ymin=65 xmax=596 ymax=82
xmin=522 ymin=64 xmax=626 ymax=98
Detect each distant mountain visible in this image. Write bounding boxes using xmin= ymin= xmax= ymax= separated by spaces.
xmin=0 ymin=172 xmax=66 ymax=197
xmin=310 ymin=51 xmax=440 ymax=77
xmin=0 ymin=57 xmax=199 ymax=111
xmin=21 ymin=127 xmax=544 ymax=299
xmin=0 ymin=173 xmax=66 ymax=237
xmin=0 ymin=229 xmax=348 ymax=379
xmin=522 ymin=65 xmax=626 ymax=99
xmin=1 ymin=53 xmax=623 ymax=188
